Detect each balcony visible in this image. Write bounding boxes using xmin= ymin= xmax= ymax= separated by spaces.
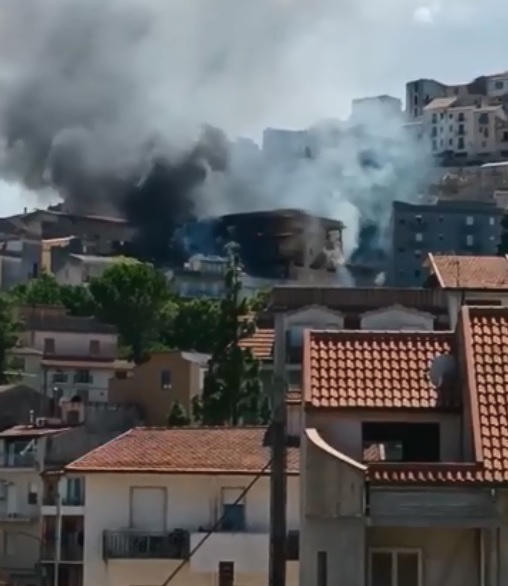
xmin=1 ymin=453 xmax=36 ymax=468
xmin=190 ymin=531 xmax=299 ymax=573
xmin=42 ymin=541 xmax=84 ymax=562
xmin=103 ymin=530 xmax=190 ymax=560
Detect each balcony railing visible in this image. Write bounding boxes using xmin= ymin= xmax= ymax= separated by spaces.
xmin=1 ymin=453 xmax=36 ymax=468
xmin=43 ymin=494 xmax=85 ymax=507
xmin=103 ymin=530 xmax=190 ymax=560
xmin=42 ymin=541 xmax=84 ymax=562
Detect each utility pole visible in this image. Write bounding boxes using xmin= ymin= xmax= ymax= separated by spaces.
xmin=269 ymin=312 xmax=287 ymax=586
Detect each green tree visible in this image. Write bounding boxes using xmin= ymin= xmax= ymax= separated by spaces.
xmin=248 ymin=288 xmax=270 ymax=312
xmin=12 ymin=273 xmax=62 ymax=305
xmin=169 ymin=298 xmax=220 ymax=353
xmin=90 ymin=262 xmax=170 ymax=363
xmin=0 ymin=295 xmax=19 ymax=383
xmin=60 ymin=284 xmax=95 ymax=316
xmin=498 ymin=213 xmax=508 ymax=255
xmin=199 ymin=243 xmax=266 ymax=425
xmin=167 ymin=401 xmax=190 ymax=427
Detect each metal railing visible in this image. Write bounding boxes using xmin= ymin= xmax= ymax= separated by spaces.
xmin=103 ymin=530 xmax=190 ymax=560
xmin=1 ymin=453 xmax=36 ymax=468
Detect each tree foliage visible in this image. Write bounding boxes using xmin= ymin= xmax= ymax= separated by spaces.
xmin=89 ymin=262 xmax=170 ymax=363
xmin=498 ymin=213 xmax=508 ymax=255
xmin=167 ymin=401 xmax=190 ymax=427
xmin=0 ymin=295 xmax=20 ymax=384
xmin=198 ymin=243 xmax=266 ymax=426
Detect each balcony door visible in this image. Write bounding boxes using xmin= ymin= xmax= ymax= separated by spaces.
xmin=369 ymin=548 xmax=422 ymax=586
xmin=130 ymin=487 xmax=165 ymax=532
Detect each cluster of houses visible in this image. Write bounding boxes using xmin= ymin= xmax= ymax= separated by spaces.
xmin=1 ymin=253 xmax=508 ymax=586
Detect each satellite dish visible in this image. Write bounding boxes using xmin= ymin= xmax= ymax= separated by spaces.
xmin=429 ymin=354 xmax=456 ymax=387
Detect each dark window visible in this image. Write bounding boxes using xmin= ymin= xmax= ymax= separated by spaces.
xmin=52 ymin=370 xmax=67 ymax=383
xmin=431 ymin=113 xmax=437 ymax=124
xmin=458 ymin=137 xmax=465 ymax=149
xmin=458 ymin=124 xmax=465 ymax=135
xmin=161 ymin=369 xmax=172 ymax=389
xmin=114 ymin=370 xmax=127 ymax=380
xmin=317 ymin=551 xmax=328 ymax=586
xmin=27 ymin=482 xmax=37 ymax=505
xmin=458 ymin=113 xmax=465 ymax=122
xmin=74 ymin=370 xmax=92 ymax=384
xmin=218 ymin=562 xmax=235 ymax=586
xmin=44 ymin=338 xmax=55 ymax=355
xmin=362 ymin=422 xmax=440 ymax=462
xmin=495 ymin=80 xmax=504 ymax=90
xmin=414 ymin=269 xmax=421 ymax=278
xmin=221 ymin=488 xmax=246 ymax=531
xmin=370 ymin=551 xmax=393 ymax=586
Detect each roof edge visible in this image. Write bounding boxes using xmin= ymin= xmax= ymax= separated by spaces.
xmin=459 ymin=306 xmax=484 ymax=465
xmin=426 ymin=253 xmax=446 ymax=288
xmin=302 ymin=329 xmax=313 ymax=407
xmin=305 ymin=428 xmax=367 ymax=472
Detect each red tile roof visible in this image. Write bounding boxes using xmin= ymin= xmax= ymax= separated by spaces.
xmin=65 ymin=427 xmax=299 ymax=475
xmin=304 ymin=330 xmax=458 ymax=410
xmin=462 ymin=305 xmax=508 ymax=483
xmin=304 ymin=306 xmax=508 ymax=486
xmin=239 ymin=329 xmax=274 ymax=360
xmin=427 ymin=254 xmax=508 ymax=290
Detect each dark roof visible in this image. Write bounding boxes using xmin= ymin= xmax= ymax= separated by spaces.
xmin=22 ymin=314 xmax=117 ymax=335
xmin=269 ymin=286 xmax=448 ymax=313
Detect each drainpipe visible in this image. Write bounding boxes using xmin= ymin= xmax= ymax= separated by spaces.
xmin=53 ymin=480 xmax=62 ymax=586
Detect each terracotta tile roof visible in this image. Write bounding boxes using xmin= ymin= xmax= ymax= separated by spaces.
xmin=427 ymin=253 xmax=508 ymax=290
xmin=304 ymin=330 xmax=458 ymax=410
xmin=239 ymin=329 xmax=274 ymax=360
xmin=65 ymin=427 xmax=299 ymax=475
xmin=461 ymin=305 xmax=508 ymax=483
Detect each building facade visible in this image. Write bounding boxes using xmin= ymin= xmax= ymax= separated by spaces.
xmin=64 ymin=427 xmax=300 ymax=586
xmin=389 ymin=200 xmax=503 ymax=287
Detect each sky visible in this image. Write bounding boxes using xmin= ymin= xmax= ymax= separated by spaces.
xmin=0 ymin=0 xmax=505 ymax=216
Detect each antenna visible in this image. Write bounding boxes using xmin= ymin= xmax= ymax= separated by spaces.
xmin=429 ymin=354 xmax=457 ymax=387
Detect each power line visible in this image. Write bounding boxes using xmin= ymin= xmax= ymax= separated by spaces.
xmin=159 ymin=457 xmax=273 ymax=586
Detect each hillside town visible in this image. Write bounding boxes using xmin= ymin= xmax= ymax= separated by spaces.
xmin=2 ymin=70 xmax=508 ymax=586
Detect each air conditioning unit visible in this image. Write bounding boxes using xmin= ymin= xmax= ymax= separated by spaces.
xmin=35 ymin=417 xmax=48 ymax=428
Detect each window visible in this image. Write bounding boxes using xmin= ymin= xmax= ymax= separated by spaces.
xmin=458 ymin=112 xmax=465 ymax=122
xmin=457 ymin=137 xmax=465 ymax=149
xmin=369 ymin=549 xmax=421 ymax=586
xmin=431 ymin=127 xmax=437 ymax=137
xmin=10 ymin=356 xmax=25 ymax=372
xmin=65 ymin=477 xmax=84 ymax=506
xmin=490 ymin=217 xmax=496 ymax=226
xmin=74 ymin=370 xmax=92 ymax=384
xmin=362 ymin=422 xmax=440 ymax=462
xmin=414 ymin=250 xmax=421 ymax=258
xmin=44 ymin=338 xmax=55 ymax=355
xmin=495 ymin=80 xmax=504 ymax=90
xmin=27 ymin=482 xmax=38 ymax=505
xmin=218 ymin=561 xmax=235 ymax=586
xmin=114 ymin=370 xmax=127 ymax=379
xmin=220 ymin=487 xmax=246 ymax=531
xmin=466 ymin=234 xmax=474 ymax=246
xmin=457 ymin=123 xmax=465 ymax=135
xmin=52 ymin=370 xmax=67 ymax=383
xmin=448 ymin=139 xmax=453 ymax=146
xmin=431 ymin=113 xmax=437 ymax=124
xmin=414 ymin=270 xmax=421 ymax=279
xmin=466 ymin=216 xmax=474 ymax=226
xmin=448 ymin=113 xmax=453 ymax=119
xmin=89 ymin=340 xmax=100 ymax=355
xmin=1 ymin=531 xmax=15 ymax=556
xmin=415 ymin=233 xmax=423 ymax=243
xmin=432 ymin=139 xmax=438 ymax=151
xmin=317 ymin=551 xmax=328 ymax=586
xmin=161 ymin=369 xmax=172 ymax=389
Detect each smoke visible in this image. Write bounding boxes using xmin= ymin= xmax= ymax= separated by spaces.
xmin=0 ymin=0 xmax=433 ymax=261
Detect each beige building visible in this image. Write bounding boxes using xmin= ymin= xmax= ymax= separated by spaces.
xmin=54 ymin=254 xmax=138 ymax=286
xmin=406 ymin=72 xmax=508 ymax=119
xmin=423 ymin=96 xmax=508 ymax=159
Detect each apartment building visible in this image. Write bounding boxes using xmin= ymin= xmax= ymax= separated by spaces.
xmin=423 ymin=96 xmax=508 ymax=161
xmin=389 ymin=200 xmax=503 ymax=286
xmin=406 ymin=72 xmax=508 ymax=119
xmin=62 ymin=427 xmax=300 ymax=586
xmin=17 ymin=305 xmax=132 ymax=403
xmin=350 ymin=95 xmax=402 ymax=123
xmin=54 ymin=254 xmax=138 ymax=286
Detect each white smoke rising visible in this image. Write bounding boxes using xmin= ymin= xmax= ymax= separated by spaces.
xmin=0 ymin=0 xmax=438 ymax=253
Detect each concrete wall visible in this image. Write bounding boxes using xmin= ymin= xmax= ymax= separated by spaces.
xmin=83 ymin=472 xmax=300 ymax=586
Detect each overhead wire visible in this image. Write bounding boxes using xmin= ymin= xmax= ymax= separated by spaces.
xmin=159 ymin=457 xmax=273 ymax=586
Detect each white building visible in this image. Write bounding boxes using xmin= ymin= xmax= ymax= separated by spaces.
xmin=64 ymin=427 xmax=300 ymax=586
xmin=54 ymin=255 xmax=139 ymax=286
xmin=0 ymin=424 xmax=74 ymax=586
xmin=18 ymin=305 xmax=131 ymax=402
